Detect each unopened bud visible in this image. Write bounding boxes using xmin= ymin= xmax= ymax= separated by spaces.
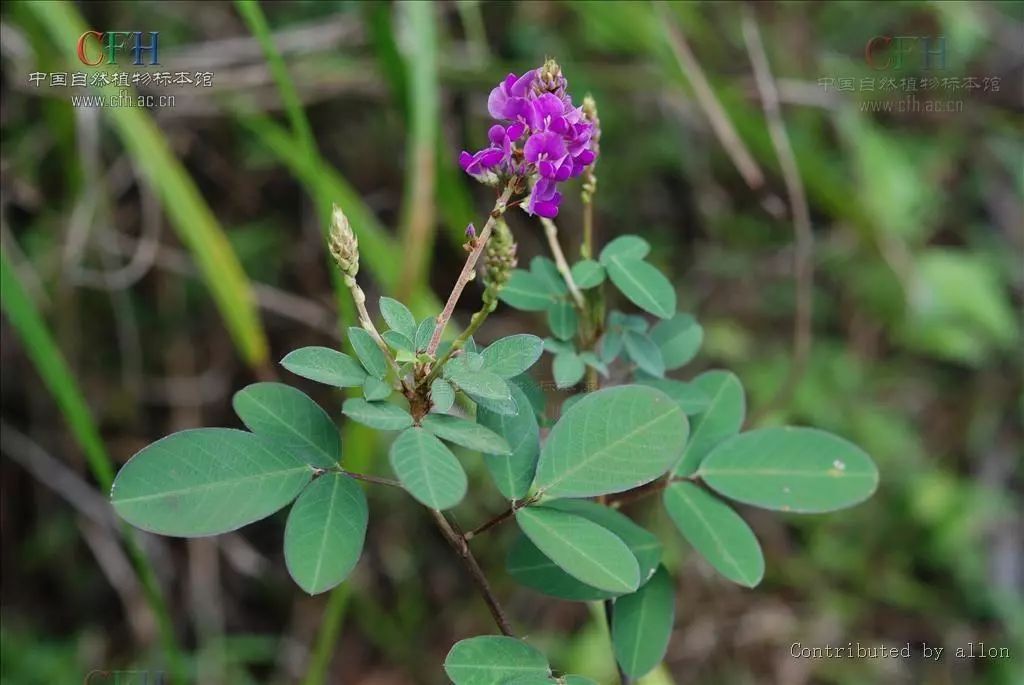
xmin=484 ymin=219 xmax=517 ymax=293
xmin=533 ymin=58 xmax=567 ymax=99
xmin=329 ymin=204 xmax=359 ymax=276
xmin=582 ymin=94 xmax=601 ymax=158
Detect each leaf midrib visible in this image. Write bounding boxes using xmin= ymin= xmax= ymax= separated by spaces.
xmin=115 ymin=464 xmax=311 ymax=504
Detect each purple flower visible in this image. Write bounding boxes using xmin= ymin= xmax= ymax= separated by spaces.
xmin=460 ymin=59 xmax=597 ymax=217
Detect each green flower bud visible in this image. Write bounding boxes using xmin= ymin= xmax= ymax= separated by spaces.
xmin=484 ymin=219 xmax=517 ymax=294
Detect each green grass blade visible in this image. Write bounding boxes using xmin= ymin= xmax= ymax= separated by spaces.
xmin=23 ymin=0 xmax=269 ymax=368
xmin=0 ymin=250 xmax=186 ymax=683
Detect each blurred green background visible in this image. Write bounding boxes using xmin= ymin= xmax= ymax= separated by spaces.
xmin=1 ymin=1 xmax=1021 ymax=683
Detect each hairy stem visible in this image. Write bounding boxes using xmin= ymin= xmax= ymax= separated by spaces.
xmin=425 ymin=183 xmax=516 ymax=357
xmin=540 ymin=217 xmax=585 ymax=310
xmin=343 ymin=275 xmax=403 ymax=381
xmin=429 ymin=509 xmax=514 ymax=636
xmin=422 ymin=299 xmax=494 ymax=387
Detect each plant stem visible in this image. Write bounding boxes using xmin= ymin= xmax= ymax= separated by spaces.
xmin=343 ymin=275 xmax=403 ymax=381
xmin=429 ymin=509 xmax=514 ymax=636
xmin=425 ymin=183 xmax=516 ymax=357
xmin=422 ymin=300 xmax=493 ymax=386
xmin=464 ymin=494 xmax=540 ymax=541
xmin=540 ymin=217 xmax=585 ymax=310
xmin=337 ymin=469 xmax=403 ymax=488
xmin=302 ymin=585 xmax=350 ymax=685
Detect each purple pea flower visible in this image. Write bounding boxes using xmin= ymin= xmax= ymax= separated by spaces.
xmin=460 ymin=59 xmax=597 ymax=217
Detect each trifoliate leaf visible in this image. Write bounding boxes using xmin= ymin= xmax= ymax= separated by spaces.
xmin=605 ymin=257 xmax=676 ymax=319
xmin=570 ymin=259 xmax=606 ymax=289
xmin=600 ymin=235 xmax=651 ymax=263
xmin=675 ymin=370 xmax=745 ymax=476
xmin=389 ymin=427 xmax=466 ymax=510
xmin=650 ymin=313 xmax=703 ymax=369
xmin=280 ymin=347 xmax=366 ymax=388
xmin=342 ymin=398 xmax=413 ymax=431
xmin=612 ymin=566 xmax=675 ymax=678
xmin=533 ymin=385 xmax=687 ymax=498
xmin=547 ymin=300 xmax=578 ymax=340
xmin=232 ymin=382 xmax=339 ymax=469
xmin=111 ymin=429 xmax=311 ymax=537
xmin=624 ymin=331 xmax=665 ymax=378
xmin=284 ymin=472 xmax=367 ymax=594
xmin=699 ymin=427 xmax=879 ymax=513
xmin=379 ymin=296 xmax=416 ymax=340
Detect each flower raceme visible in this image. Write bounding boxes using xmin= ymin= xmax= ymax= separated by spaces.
xmin=459 ymin=59 xmax=597 ymax=218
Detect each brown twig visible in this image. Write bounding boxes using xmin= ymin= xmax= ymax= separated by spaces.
xmin=464 ymin=494 xmax=540 ymax=541
xmin=604 ymin=473 xmax=701 ymax=508
xmin=337 ymin=469 xmax=403 ymax=488
xmin=425 ymin=183 xmax=517 ymax=357
xmin=741 ymin=7 xmax=814 ymax=423
xmin=429 ymin=509 xmax=514 ymax=636
xmin=656 ymin=2 xmax=785 ymax=219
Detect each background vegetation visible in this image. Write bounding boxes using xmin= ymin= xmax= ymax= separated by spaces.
xmin=1 ymin=1 xmax=1021 ymax=683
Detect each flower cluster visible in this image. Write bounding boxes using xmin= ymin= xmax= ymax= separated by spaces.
xmin=459 ymin=59 xmax=597 ymax=218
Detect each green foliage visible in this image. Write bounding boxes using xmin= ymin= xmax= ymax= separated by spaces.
xmin=649 ymin=313 xmax=704 ymax=370
xmin=348 ymin=327 xmax=388 ymax=379
xmin=284 ymin=472 xmax=367 ymax=594
xmin=570 ymin=259 xmax=606 ymax=288
xmin=233 ymin=382 xmax=340 ymax=469
xmin=389 ymin=427 xmax=467 ymax=509
xmin=480 ymin=334 xmax=545 ymax=378
xmin=547 ymin=300 xmax=579 ymax=340
xmin=111 ymin=429 xmax=312 ymax=537
xmin=444 ymin=636 xmax=550 ymax=684
xmin=533 ymin=386 xmax=688 ymax=498
xmin=623 ymin=330 xmax=666 ymax=378
xmin=675 ymin=370 xmax=746 ymax=476
xmin=478 ymin=383 xmax=541 ymax=500
xmin=612 ymin=566 xmax=675 ymax=678
xmin=380 ymin=296 xmax=417 ymax=340
xmin=420 ymin=414 xmax=511 ymax=454
xmin=515 ymin=506 xmax=640 ymax=594
xmin=342 ymin=398 xmax=414 ymax=431
xmin=281 ymin=347 xmax=367 ymax=388
xmin=699 ymin=427 xmax=880 ymax=513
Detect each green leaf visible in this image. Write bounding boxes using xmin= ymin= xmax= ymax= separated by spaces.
xmin=389 ymin=427 xmax=467 ymax=509
xmin=430 ymin=378 xmax=455 ymax=413
xmin=512 ymin=374 xmax=547 ymax=418
xmin=499 ymin=270 xmax=558 ymax=311
xmin=469 ymin=390 xmax=519 ymax=416
xmin=414 ymin=316 xmax=436 ymax=351
xmin=570 ymin=259 xmax=606 ymax=289
xmin=444 ymin=636 xmax=550 ymax=685
xmin=564 ymin=677 xmax=599 ymax=685
xmin=663 ymin=482 xmax=763 ymax=586
xmin=650 ymin=313 xmax=703 ymax=370
xmin=699 ymin=427 xmax=879 ymax=513
xmin=624 ymin=331 xmax=665 ymax=378
xmin=481 ymin=334 xmax=544 ymax=379
xmin=610 ymin=311 xmax=649 ymax=332
xmin=612 ymin=566 xmax=675 ymax=678
xmin=111 ymin=429 xmax=311 ymax=537
xmin=478 ymin=384 xmax=540 ymax=500
xmin=362 ymin=376 xmax=392 ymax=402
xmin=605 ymin=257 xmax=676 ymax=319
xmin=515 ymin=506 xmax=640 ymax=593
xmin=579 ymin=352 xmax=609 ymax=377
xmin=379 ymin=296 xmax=416 ymax=339
xmin=280 ymin=347 xmax=366 ymax=388
xmin=675 ymin=370 xmax=745 ymax=476
xmin=284 ymin=472 xmax=367 ymax=594
xmin=530 ymin=256 xmax=568 ymax=295
xmin=533 ymin=385 xmax=687 ymax=498
xmin=233 ymin=383 xmax=340 ymax=469
xmin=446 ymin=366 xmax=512 ymax=402
xmin=543 ymin=337 xmax=575 ymax=355
xmin=547 ymin=300 xmax=578 ymax=341
xmin=600 ymin=235 xmax=651 ymax=263
xmin=342 ymin=398 xmax=413 ymax=431
xmin=507 ymin=500 xmax=661 ymax=601
xmin=382 ymin=330 xmax=415 ymax=354
xmin=599 ymin=329 xmax=624 ymax=363
xmin=553 ymin=352 xmax=585 ymax=389
xmin=420 ymin=414 xmax=511 ymax=454
xmin=636 ymin=378 xmax=710 ymax=415
xmin=348 ymin=327 xmax=388 ymax=379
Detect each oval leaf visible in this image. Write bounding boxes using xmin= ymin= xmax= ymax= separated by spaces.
xmin=447 ymin=366 xmax=512 ymax=402
xmin=499 ymin=270 xmax=558 ymax=312
xmin=699 ymin=427 xmax=879 ymax=513
xmin=636 ymin=378 xmax=710 ymax=415
xmin=284 ymin=472 xmax=367 ymax=594
xmin=553 ymin=352 xmax=586 ymax=389
xmin=606 ymin=257 xmax=676 ymax=319
xmin=379 ymin=296 xmax=416 ymax=340
xmin=444 ymin=636 xmax=550 ymax=685
xmin=111 ymin=428 xmax=311 ymax=537
xmin=232 ymin=383 xmax=339 ymax=469
xmin=280 ymin=347 xmax=366 ymax=387
xmin=570 ymin=259 xmax=606 ymax=289
xmin=534 ymin=385 xmax=688 ymax=498
xmin=430 ymin=378 xmax=455 ymax=413
xmin=481 ymin=334 xmax=544 ymax=379
xmin=515 ymin=506 xmax=640 ymax=593
xmin=478 ymin=383 xmax=540 ymax=500
xmin=414 ymin=316 xmax=436 ymax=352
xmin=600 ymin=235 xmax=651 ymax=263
xmin=362 ymin=376 xmax=392 ymax=402
xmin=420 ymin=413 xmax=511 ymax=454
xmin=675 ymin=370 xmax=745 ymax=476
xmin=612 ymin=566 xmax=675 ymax=678
xmin=547 ymin=300 xmax=578 ymax=341
xmin=530 ymin=256 xmax=568 ymax=295
xmin=348 ymin=327 xmax=388 ymax=379
xmin=663 ymin=482 xmax=764 ymax=587
xmin=342 ymin=398 xmax=413 ymax=431
xmin=650 ymin=313 xmax=703 ymax=370
xmin=389 ymin=427 xmax=467 ymax=510
xmin=624 ymin=331 xmax=665 ymax=378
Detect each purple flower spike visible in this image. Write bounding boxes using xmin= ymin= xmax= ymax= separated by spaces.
xmin=461 ymin=58 xmax=598 ymax=218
